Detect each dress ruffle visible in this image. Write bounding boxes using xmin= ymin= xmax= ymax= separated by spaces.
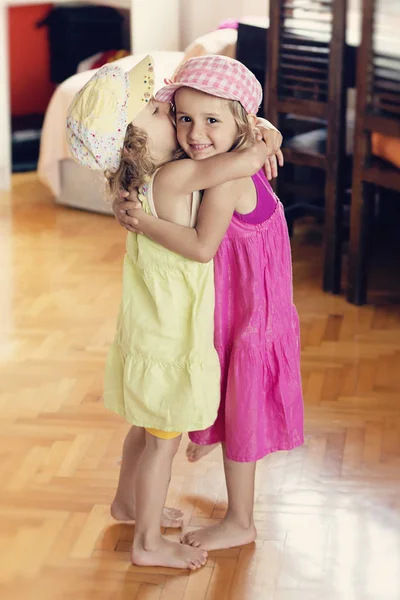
xmin=104 ymin=340 xmax=220 ymax=431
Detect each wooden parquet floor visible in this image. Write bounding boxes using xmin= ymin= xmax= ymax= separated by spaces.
xmin=0 ymin=173 xmax=400 ymax=600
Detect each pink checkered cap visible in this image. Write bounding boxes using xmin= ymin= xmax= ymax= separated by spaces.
xmin=155 ymin=55 xmax=263 ymax=115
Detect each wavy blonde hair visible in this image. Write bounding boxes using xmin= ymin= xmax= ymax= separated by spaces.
xmin=227 ymin=100 xmax=256 ymax=151
xmin=105 ymin=124 xmax=156 ymax=204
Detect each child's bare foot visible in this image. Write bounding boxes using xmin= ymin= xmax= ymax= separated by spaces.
xmin=111 ymin=500 xmax=183 ymax=528
xmin=186 ymin=442 xmax=219 ymax=463
xmin=132 ymin=536 xmax=207 ymax=570
xmin=181 ymin=518 xmax=256 ymax=551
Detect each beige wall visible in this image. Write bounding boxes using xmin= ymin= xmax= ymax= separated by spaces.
xmin=130 ymin=0 xmax=180 ymax=52
xmin=180 ymin=0 xmax=268 ymax=49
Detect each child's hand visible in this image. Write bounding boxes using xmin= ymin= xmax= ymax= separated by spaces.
xmin=245 ymin=137 xmax=270 ymax=172
xmin=112 ymin=189 xmax=144 ymax=233
xmin=264 ymin=153 xmax=283 ymax=180
xmin=254 ymin=125 xmax=284 ymax=180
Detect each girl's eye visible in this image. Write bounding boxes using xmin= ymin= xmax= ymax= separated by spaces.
xmin=208 ymin=118 xmax=218 ymax=124
xmin=179 ymin=116 xmax=191 ymax=123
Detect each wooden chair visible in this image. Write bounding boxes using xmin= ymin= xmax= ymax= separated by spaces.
xmin=347 ymin=0 xmax=400 ymax=305
xmin=265 ymin=0 xmax=348 ymax=294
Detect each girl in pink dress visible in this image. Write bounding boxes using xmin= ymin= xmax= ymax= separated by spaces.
xmin=125 ymin=55 xmax=304 ymax=551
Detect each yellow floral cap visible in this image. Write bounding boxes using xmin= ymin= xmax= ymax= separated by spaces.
xmin=66 ymin=55 xmax=155 ymax=172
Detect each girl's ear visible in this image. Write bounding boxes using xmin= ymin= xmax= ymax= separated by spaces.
xmin=247 ymin=114 xmax=258 ymax=128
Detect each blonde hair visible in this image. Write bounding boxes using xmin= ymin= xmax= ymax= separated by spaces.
xmin=227 ymin=100 xmax=256 ymax=151
xmin=105 ymin=123 xmax=156 ymax=203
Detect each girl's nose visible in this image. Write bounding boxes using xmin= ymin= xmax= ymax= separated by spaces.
xmin=188 ymin=122 xmax=204 ymax=141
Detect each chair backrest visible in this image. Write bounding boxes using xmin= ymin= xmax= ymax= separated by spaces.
xmin=356 ymin=0 xmax=400 ymax=139
xmin=266 ymin=0 xmax=347 ymax=122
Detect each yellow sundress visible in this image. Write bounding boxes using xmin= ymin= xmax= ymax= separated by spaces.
xmin=103 ymin=172 xmax=220 ymax=432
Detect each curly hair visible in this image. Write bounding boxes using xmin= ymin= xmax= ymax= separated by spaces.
xmin=105 ymin=123 xmax=156 ymax=203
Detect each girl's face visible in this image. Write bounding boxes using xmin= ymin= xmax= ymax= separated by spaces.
xmin=175 ymin=87 xmax=239 ymax=160
xmin=132 ymin=99 xmax=178 ymax=165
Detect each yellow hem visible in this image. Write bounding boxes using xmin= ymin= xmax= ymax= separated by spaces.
xmin=145 ymin=428 xmax=181 ymax=440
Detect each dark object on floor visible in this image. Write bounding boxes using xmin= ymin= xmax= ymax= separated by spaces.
xmin=37 ymin=5 xmax=125 ymax=83
xmin=11 ymin=114 xmax=44 ymax=173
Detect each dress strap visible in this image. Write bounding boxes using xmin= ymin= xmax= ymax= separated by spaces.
xmin=144 ymin=169 xmax=160 ymax=218
xmin=255 ymin=171 xmax=279 ymax=202
xmin=145 ymin=168 xmax=200 ymax=226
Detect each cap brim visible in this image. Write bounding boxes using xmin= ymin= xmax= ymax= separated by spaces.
xmin=126 ymin=55 xmax=155 ymax=123
xmin=154 ymin=82 xmax=188 ymax=104
xmin=155 ymin=81 xmax=239 ymax=105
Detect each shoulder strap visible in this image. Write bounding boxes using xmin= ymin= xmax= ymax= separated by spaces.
xmin=146 ymin=167 xmax=201 ymax=226
xmin=144 ymin=169 xmax=160 ymax=218
xmin=255 ymin=171 xmax=279 ymax=201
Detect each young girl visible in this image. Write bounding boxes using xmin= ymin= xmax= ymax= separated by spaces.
xmin=116 ymin=55 xmax=304 ymax=552
xmin=66 ymin=55 xmax=276 ymax=569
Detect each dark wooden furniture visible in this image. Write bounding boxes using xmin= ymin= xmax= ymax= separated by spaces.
xmin=263 ymin=0 xmax=348 ymax=294
xmin=347 ymin=0 xmax=400 ymax=305
xmin=236 ymin=17 xmax=357 ymax=100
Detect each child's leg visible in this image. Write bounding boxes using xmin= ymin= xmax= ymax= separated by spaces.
xmin=181 ymin=447 xmax=257 ymax=551
xmin=111 ymin=425 xmax=183 ymax=528
xmin=132 ymin=431 xmax=208 ymax=569
xmin=186 ymin=441 xmax=220 ymax=462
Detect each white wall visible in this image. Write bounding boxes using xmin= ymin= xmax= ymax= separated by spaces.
xmin=131 ymin=0 xmax=180 ymax=52
xmin=180 ymin=0 xmax=269 ymax=48
xmin=0 ymin=4 xmax=11 ymax=190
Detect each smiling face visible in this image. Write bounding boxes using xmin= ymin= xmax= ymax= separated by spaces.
xmin=132 ymin=98 xmax=178 ymax=165
xmin=174 ymin=87 xmax=240 ymax=160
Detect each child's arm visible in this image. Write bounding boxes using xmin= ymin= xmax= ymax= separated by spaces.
xmin=156 ymin=139 xmax=268 ymax=197
xmin=111 ymin=126 xmax=282 ymax=233
xmin=132 ymin=181 xmax=239 ymax=263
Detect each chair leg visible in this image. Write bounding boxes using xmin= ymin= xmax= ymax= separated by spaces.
xmin=323 ymin=180 xmax=343 ymax=295
xmin=347 ymin=180 xmax=374 ymax=305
